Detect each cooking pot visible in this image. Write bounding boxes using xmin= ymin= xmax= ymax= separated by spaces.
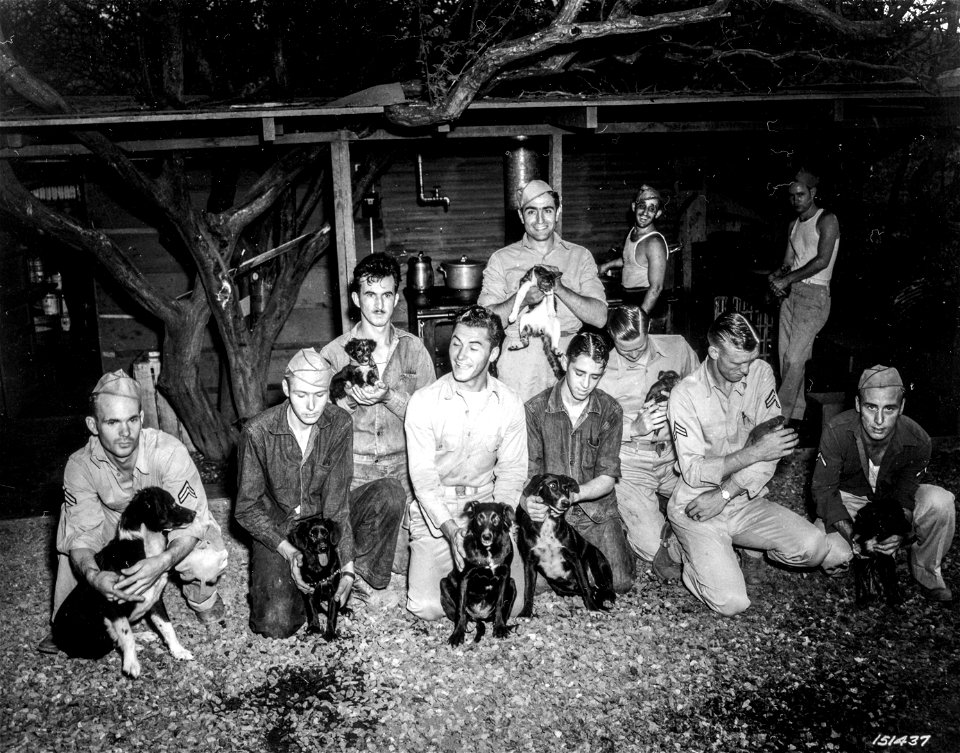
xmin=438 ymin=255 xmax=484 ymax=290
xmin=407 ymin=251 xmax=434 ymax=291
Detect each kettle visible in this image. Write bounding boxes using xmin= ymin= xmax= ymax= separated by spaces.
xmin=407 ymin=251 xmax=434 ymax=291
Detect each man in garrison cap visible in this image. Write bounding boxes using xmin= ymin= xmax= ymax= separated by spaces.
xmin=478 ymin=178 xmax=607 ymax=402
xmin=38 ymin=369 xmax=229 ymax=654
xmin=812 ymin=365 xmax=956 ymax=602
xmin=235 ymin=349 xmax=404 ymax=638
xmin=768 ymin=167 xmax=840 ymax=427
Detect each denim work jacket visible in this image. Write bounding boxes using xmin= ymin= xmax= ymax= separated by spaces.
xmin=235 ymin=402 xmax=355 ymax=563
xmin=525 ymin=383 xmax=623 ymax=523
xmin=319 ymin=324 xmax=436 ymax=461
xmin=812 ymin=409 xmax=931 ymax=533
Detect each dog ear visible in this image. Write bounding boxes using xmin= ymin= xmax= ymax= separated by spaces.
xmin=658 ymin=370 xmax=666 ymax=380
xmin=523 ymin=475 xmax=545 ymax=497
xmin=501 ymin=504 xmax=515 ymax=528
xmin=327 ymin=520 xmax=341 ymax=547
xmin=463 ymin=500 xmax=478 ymax=519
xmin=561 ymin=476 xmax=581 ymax=495
xmin=287 ymin=523 xmax=307 ymax=552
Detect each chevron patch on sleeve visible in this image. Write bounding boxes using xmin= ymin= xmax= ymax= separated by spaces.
xmin=765 ymin=389 xmax=780 ymax=409
xmin=178 ymin=481 xmax=197 ymax=504
xmin=674 ymin=422 xmax=688 ymax=439
xmin=64 ymin=489 xmax=77 ymax=507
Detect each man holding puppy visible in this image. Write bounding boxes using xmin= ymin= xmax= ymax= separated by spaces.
xmin=319 ymin=253 xmax=436 ymax=577
xmin=404 ymin=305 xmax=528 ymax=620
xmin=478 ymin=179 xmax=607 ymax=402
xmin=235 ymin=349 xmax=404 ymax=638
xmin=812 ymin=365 xmax=955 ymax=603
xmin=667 ymin=312 xmax=828 ymax=616
xmin=39 ymin=370 xmax=228 ymax=654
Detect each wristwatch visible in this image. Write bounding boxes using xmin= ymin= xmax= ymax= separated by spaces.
xmin=719 ymin=487 xmax=732 ymax=502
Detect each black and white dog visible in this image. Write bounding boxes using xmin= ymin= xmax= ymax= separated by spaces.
xmin=52 ymin=487 xmax=197 ymax=678
xmin=507 ymin=266 xmax=564 ymax=379
xmin=331 ymin=338 xmax=379 ymax=408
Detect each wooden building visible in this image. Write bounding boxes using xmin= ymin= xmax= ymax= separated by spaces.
xmin=1 ymin=84 xmax=958 ymax=433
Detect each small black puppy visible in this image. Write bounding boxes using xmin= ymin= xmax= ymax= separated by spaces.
xmin=330 ymin=338 xmax=379 ymax=407
xmin=440 ymin=501 xmax=516 ymax=646
xmin=852 ymin=494 xmax=914 ymax=607
xmin=746 ymin=415 xmax=786 ymax=446
xmin=644 ymin=370 xmax=682 ymax=404
xmin=515 ymin=474 xmax=615 ymax=617
xmin=287 ymin=515 xmax=346 ymax=640
xmin=52 ymin=487 xmax=197 ymax=678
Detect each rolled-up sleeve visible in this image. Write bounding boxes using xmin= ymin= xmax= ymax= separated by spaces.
xmin=59 ymin=458 xmax=106 ymax=553
xmin=477 ymin=254 xmax=508 ymax=307
xmin=729 ymin=369 xmax=780 ymax=498
xmin=668 ymin=387 xmax=723 ymax=490
xmin=811 ymin=423 xmax=848 ymax=531
xmin=405 ymin=389 xmax=451 ymax=529
xmin=494 ymin=396 xmax=528 ymax=508
xmin=235 ymin=426 xmax=285 ymax=552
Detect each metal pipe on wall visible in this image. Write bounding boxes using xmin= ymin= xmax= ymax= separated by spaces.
xmin=503 ymin=136 xmax=541 ymax=245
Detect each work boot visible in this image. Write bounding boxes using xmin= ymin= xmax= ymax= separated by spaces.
xmin=351 ymin=574 xmax=400 ymax=611
xmin=195 ymin=593 xmax=226 ymax=626
xmin=651 ymin=544 xmax=681 ymax=582
xmin=918 ymin=584 xmax=954 ymax=604
xmin=739 ymin=550 xmax=767 ymax=585
xmin=37 ymin=631 xmax=60 ymax=655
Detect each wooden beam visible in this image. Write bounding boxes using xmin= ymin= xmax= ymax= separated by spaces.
xmin=331 ymin=139 xmax=356 ymax=333
xmin=548 ymin=133 xmax=563 ymax=237
xmin=552 ymin=105 xmax=597 ymax=131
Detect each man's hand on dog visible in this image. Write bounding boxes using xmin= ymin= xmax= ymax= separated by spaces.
xmin=116 ymin=555 xmax=170 ymax=598
xmin=278 ymin=540 xmax=313 ymax=594
xmin=441 ymin=520 xmax=467 ymax=570
xmin=524 ymin=495 xmax=549 ymax=523
xmin=346 ymin=381 xmax=389 ymax=406
xmin=335 ymin=562 xmax=355 ymax=607
xmin=685 ymin=488 xmax=728 ymax=523
xmin=748 ymin=426 xmax=798 ymax=462
xmin=88 ymin=569 xmax=144 ymax=603
xmin=631 ymin=400 xmax=667 ymax=438
xmin=870 ymin=534 xmax=904 ymax=556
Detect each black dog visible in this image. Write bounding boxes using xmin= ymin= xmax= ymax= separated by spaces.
xmin=52 ymin=487 xmax=197 ymax=678
xmin=330 ymin=338 xmax=379 ymax=408
xmin=287 ymin=515 xmax=347 ymax=640
xmin=746 ymin=415 xmax=786 ymax=446
xmin=515 ymin=474 xmax=615 ymax=617
xmin=440 ymin=501 xmax=517 ymax=646
xmin=851 ymin=494 xmax=914 ymax=607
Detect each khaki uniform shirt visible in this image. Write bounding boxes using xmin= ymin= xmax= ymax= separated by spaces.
xmin=667 ymin=359 xmax=781 ymax=508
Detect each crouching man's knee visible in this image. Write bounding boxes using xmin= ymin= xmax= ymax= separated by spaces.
xmin=709 ymin=590 xmax=751 ymax=617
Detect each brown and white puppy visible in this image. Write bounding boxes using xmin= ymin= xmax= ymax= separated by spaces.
xmin=507 ymin=266 xmax=564 ymax=379
xmin=52 ymin=487 xmax=196 ymax=678
xmin=515 ymin=474 xmax=615 ymax=616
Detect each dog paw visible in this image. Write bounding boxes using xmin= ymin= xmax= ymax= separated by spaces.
xmin=323 ymin=630 xmax=338 ymax=642
xmin=492 ymin=625 xmax=513 ymax=639
xmin=448 ymin=630 xmax=466 ymax=646
xmin=122 ymin=657 xmax=142 ymax=679
xmin=170 ymin=646 xmax=194 ymax=661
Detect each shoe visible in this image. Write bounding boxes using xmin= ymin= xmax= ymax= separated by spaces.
xmin=37 ymin=632 xmax=61 ymax=655
xmin=195 ymin=594 xmax=226 ymax=625
xmin=919 ymin=584 xmax=954 ymax=604
xmin=351 ymin=575 xmax=400 ymax=611
xmin=739 ymin=551 xmax=766 ymax=585
xmin=651 ymin=544 xmax=681 ymax=582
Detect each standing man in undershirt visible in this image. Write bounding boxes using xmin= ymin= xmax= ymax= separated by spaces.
xmin=600 ymin=184 xmax=669 ymax=321
xmin=320 ymin=253 xmax=436 ymax=582
xmin=768 ymin=168 xmax=840 ymax=426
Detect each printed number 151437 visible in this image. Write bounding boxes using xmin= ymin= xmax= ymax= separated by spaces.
xmin=872 ymin=735 xmax=931 ymax=747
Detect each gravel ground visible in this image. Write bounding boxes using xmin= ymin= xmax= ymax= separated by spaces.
xmin=2 ymin=448 xmax=959 ymax=753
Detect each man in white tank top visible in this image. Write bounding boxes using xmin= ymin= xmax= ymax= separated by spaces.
xmin=768 ymin=168 xmax=840 ymax=425
xmin=599 ymin=184 xmax=669 ymax=318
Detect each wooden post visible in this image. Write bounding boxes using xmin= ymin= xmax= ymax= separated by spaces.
xmin=331 ymin=139 xmax=356 ymax=332
xmin=549 ymin=133 xmax=563 ymax=236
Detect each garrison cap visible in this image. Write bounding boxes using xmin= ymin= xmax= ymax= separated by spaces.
xmin=284 ymin=348 xmax=332 ymax=388
xmin=792 ymin=169 xmax=820 ymax=189
xmin=634 ymin=184 xmax=662 ymax=204
xmin=91 ymin=369 xmax=141 ymax=401
xmin=858 ymin=364 xmax=904 ymax=391
xmin=516 ymin=179 xmax=556 ymax=210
